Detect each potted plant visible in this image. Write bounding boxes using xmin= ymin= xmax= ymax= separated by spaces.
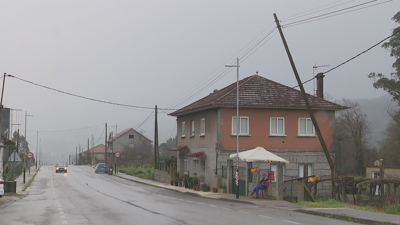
xmin=218 ymin=183 xmax=227 ymax=193
xmin=178 ymin=177 xmax=183 ymax=187
xmin=194 ymin=184 xmax=200 ymax=191
xmin=212 ymin=187 xmax=218 ymax=193
xmin=200 ymin=183 xmax=210 ymax=192
xmin=199 ymin=175 xmax=205 ymax=183
xmin=188 ymin=177 xmax=194 ymax=189
xmin=192 ymin=177 xmax=198 ymax=186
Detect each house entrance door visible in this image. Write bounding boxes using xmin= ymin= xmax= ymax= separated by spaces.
xmin=232 ymin=166 xmax=246 ymax=196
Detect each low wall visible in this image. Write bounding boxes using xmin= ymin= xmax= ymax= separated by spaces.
xmin=154 ymin=169 xmax=171 ymax=184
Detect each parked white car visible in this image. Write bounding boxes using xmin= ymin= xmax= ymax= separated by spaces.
xmin=0 ymin=178 xmax=4 ymax=198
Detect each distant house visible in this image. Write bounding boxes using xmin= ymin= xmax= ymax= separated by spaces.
xmin=107 ymin=128 xmax=153 ymax=165
xmin=168 ymin=74 xmax=347 ymax=197
xmin=85 ymin=144 xmax=108 ymax=165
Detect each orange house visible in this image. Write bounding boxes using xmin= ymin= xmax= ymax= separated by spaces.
xmin=169 ymin=74 xmax=347 ymax=196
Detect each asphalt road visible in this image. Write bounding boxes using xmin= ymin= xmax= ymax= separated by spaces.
xmin=0 ymin=166 xmax=358 ymax=225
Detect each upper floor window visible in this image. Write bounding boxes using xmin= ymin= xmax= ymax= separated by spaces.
xmin=232 ymin=116 xmax=249 ymax=135
xmin=129 ymin=135 xmax=134 ymax=139
xmin=200 ymin=118 xmax=205 ymax=136
xmin=299 ymin=118 xmax=314 ymax=136
xmin=190 ymin=120 xmax=195 ymax=136
xmin=182 ymin=121 xmax=186 ymax=137
xmin=270 ymin=117 xmax=285 ymax=135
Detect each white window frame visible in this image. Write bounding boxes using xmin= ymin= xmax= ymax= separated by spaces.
xmin=200 ymin=118 xmax=206 ymax=136
xmin=190 ymin=120 xmax=195 ymax=136
xmin=183 ymin=159 xmax=188 ymax=174
xmin=232 ymin=116 xmax=249 ymax=135
xmin=181 ymin=121 xmax=185 ymax=137
xmin=298 ymin=163 xmax=313 ymax=178
xmin=298 ymin=118 xmax=315 ymax=136
xmin=270 ymin=117 xmax=285 ymax=136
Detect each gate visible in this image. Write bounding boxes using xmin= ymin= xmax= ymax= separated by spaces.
xmin=232 ymin=166 xmax=246 ymax=196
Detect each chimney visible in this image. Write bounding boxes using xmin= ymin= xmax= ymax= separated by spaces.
xmin=315 ymin=73 xmax=325 ymax=99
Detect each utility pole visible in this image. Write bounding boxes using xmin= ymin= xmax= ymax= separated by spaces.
xmin=105 ymin=123 xmax=107 ymax=165
xmin=154 ymin=105 xmax=158 ymax=169
xmin=87 ymin=138 xmax=89 ymax=165
xmin=0 ymin=73 xmax=7 ymax=179
xmin=75 ymin=146 xmax=77 ymax=165
xmin=35 ymin=131 xmax=38 ymax=169
xmin=274 ymin=13 xmax=335 ymax=196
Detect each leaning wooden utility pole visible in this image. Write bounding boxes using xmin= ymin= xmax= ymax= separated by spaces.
xmin=0 ymin=73 xmax=7 ymax=179
xmin=273 ymin=13 xmax=335 ymax=196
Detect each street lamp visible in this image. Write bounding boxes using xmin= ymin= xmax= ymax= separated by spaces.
xmin=23 ymin=111 xmax=33 ymax=183
xmin=225 ymin=58 xmax=240 ymax=199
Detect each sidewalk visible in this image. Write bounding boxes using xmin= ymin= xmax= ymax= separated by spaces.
xmin=0 ymin=166 xmax=39 ymax=208
xmin=115 ymin=172 xmax=400 ymax=225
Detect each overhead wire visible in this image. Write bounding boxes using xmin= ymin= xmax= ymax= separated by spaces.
xmin=165 ymin=22 xmax=276 ymax=109
xmin=6 ymin=75 xmax=176 ymax=111
xmin=281 ymin=0 xmax=392 ymax=28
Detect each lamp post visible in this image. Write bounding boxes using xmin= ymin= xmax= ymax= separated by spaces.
xmin=23 ymin=111 xmax=33 ymax=183
xmin=225 ymin=58 xmax=240 ymax=199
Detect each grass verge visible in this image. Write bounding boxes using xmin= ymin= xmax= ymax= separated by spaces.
xmin=297 ymin=199 xmax=400 ymax=215
xmin=117 ymin=165 xmax=153 ymax=180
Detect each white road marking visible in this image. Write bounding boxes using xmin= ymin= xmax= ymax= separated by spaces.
xmin=223 ymin=208 xmax=231 ymax=210
xmin=59 ymin=211 xmax=64 ymax=215
xmin=239 ymin=211 xmax=249 ymax=214
xmin=283 ymin=220 xmax=301 ymax=224
xmin=60 ymin=215 xmax=66 ymax=219
xmin=259 ymin=215 xmax=271 ymax=218
xmin=62 ymin=221 xmax=68 ymax=224
xmin=196 ymin=202 xmax=205 ymax=205
xmin=187 ymin=201 xmax=193 ymax=203
xmin=209 ymin=205 xmax=217 ymax=207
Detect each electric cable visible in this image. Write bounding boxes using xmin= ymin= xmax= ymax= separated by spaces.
xmin=6 ymin=75 xmax=176 ymax=111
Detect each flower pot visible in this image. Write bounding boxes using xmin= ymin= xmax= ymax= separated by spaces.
xmin=212 ymin=188 xmax=217 ymax=193
xmin=218 ymin=188 xmax=227 ymax=193
xmin=188 ymin=182 xmax=194 ymax=189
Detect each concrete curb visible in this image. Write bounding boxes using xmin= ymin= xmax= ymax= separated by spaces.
xmin=295 ymin=209 xmax=399 ymax=225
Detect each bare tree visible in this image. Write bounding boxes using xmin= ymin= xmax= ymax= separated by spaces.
xmin=335 ymin=99 xmax=371 ymax=175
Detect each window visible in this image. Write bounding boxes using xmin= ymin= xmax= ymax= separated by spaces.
xmin=298 ymin=164 xmax=313 ymax=177
xmin=232 ymin=116 xmax=249 ymax=135
xmin=372 ymin=172 xmax=380 ymax=179
xmin=129 ymin=135 xmax=134 ymax=139
xmin=181 ymin=121 xmax=185 ymax=137
xmin=193 ymin=159 xmax=198 ymax=174
xmin=183 ymin=159 xmax=188 ymax=174
xmin=270 ymin=117 xmax=285 ymax=135
xmin=200 ymin=118 xmax=205 ymax=136
xmin=129 ymin=144 xmax=134 ymax=149
xmin=299 ymin=118 xmax=315 ymax=136
xmin=190 ymin=120 xmax=195 ymax=136
xmin=270 ymin=164 xmax=286 ymax=182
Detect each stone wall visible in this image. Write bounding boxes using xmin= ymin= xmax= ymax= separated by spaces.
xmin=154 ymin=169 xmax=171 ymax=183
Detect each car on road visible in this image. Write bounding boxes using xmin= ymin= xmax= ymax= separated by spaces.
xmin=56 ymin=163 xmax=67 ymax=173
xmin=94 ymin=163 xmax=108 ymax=173
xmin=0 ymin=178 xmax=4 ymax=198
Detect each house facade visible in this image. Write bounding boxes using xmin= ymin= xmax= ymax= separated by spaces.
xmin=108 ymin=128 xmax=153 ymax=165
xmin=169 ymin=74 xmax=347 ymax=197
xmin=85 ymin=144 xmax=107 ymax=165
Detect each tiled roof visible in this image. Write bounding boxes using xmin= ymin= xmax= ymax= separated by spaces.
xmin=187 ymin=151 xmax=206 ymax=158
xmin=169 ymin=75 xmax=348 ymax=116
xmin=169 ymin=146 xmax=190 ymax=151
xmin=84 ymin=144 xmax=106 ymax=154
xmin=108 ymin=128 xmax=153 ymax=143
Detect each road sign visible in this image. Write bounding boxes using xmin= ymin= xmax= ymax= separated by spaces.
xmin=26 ymin=152 xmax=34 ymax=159
xmin=8 ymin=150 xmax=22 ymax=162
xmin=114 ymin=151 xmax=121 ymax=158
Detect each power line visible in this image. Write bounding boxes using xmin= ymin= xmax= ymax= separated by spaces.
xmin=324 ymin=29 xmax=400 ymax=74
xmin=39 ymin=123 xmax=104 ymax=133
xmin=134 ymin=109 xmax=155 ymax=130
xmin=7 ymin=75 xmax=176 ymax=111
xmin=282 ymin=0 xmax=392 ymax=28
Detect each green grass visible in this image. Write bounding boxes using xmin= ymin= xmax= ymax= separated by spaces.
xmin=297 ymin=199 xmax=400 ymax=215
xmin=118 ymin=165 xmax=153 ymax=180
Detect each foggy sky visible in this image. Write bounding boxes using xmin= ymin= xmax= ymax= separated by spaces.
xmin=0 ymin=1 xmax=398 ymax=164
